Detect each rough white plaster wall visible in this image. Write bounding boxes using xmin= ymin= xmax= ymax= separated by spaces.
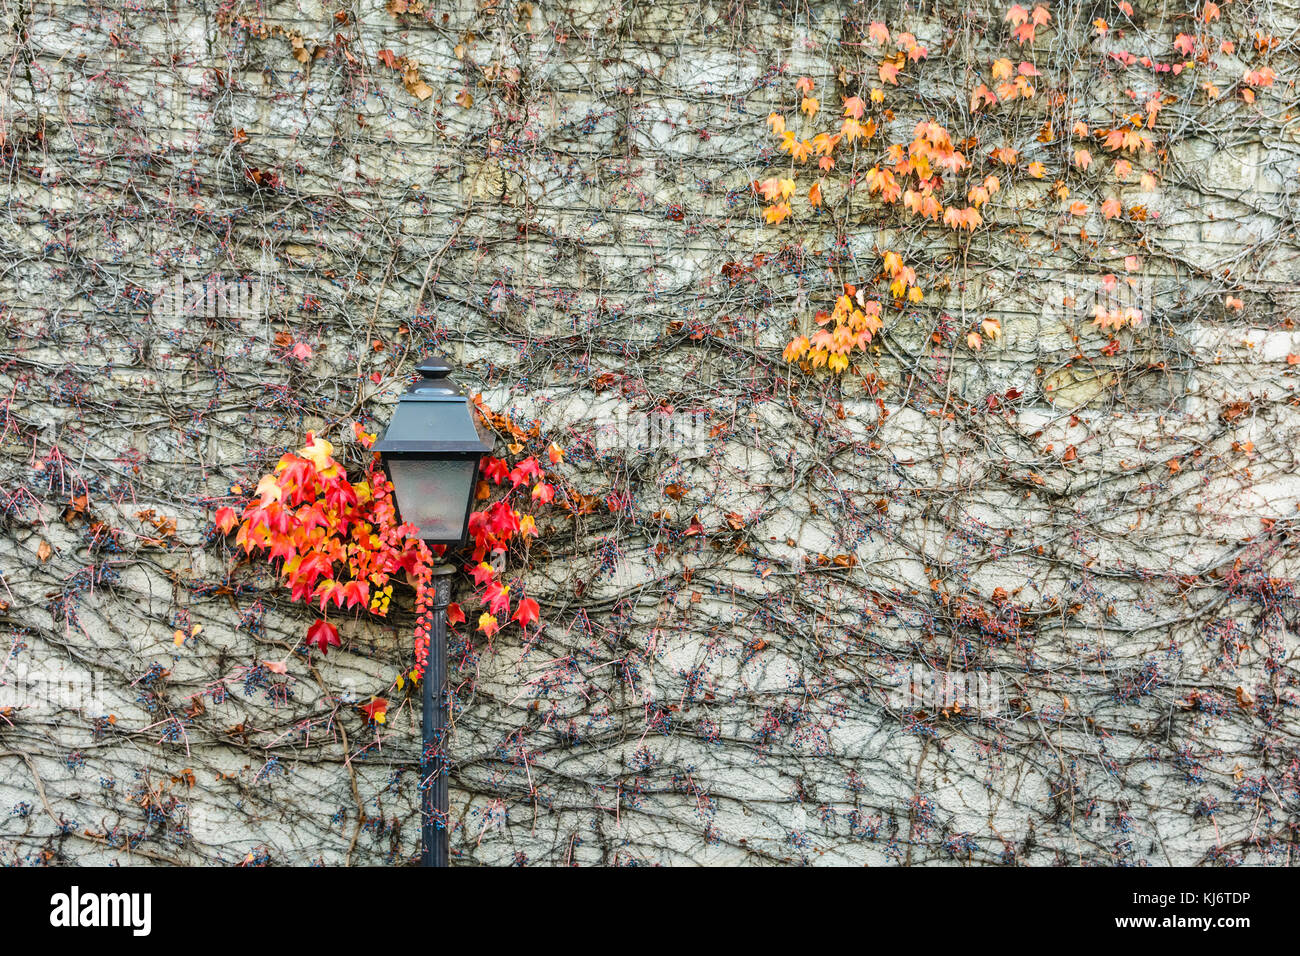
xmin=0 ymin=0 xmax=1299 ymax=866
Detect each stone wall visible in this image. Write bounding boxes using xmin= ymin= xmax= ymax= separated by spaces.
xmin=1 ymin=0 xmax=1299 ymax=865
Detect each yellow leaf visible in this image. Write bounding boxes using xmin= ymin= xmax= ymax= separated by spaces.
xmin=300 ymin=434 xmax=334 ymax=470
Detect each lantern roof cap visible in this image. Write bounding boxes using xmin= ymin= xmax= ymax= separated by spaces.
xmin=402 ymin=354 xmax=467 ymax=402
xmin=372 ymin=355 xmax=491 ymax=456
xmin=415 ymin=355 xmax=454 ymax=378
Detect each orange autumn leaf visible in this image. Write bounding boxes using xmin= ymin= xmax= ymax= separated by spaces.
xmin=764 ymin=201 xmax=792 ymax=225
xmin=971 ymin=84 xmax=998 ymax=112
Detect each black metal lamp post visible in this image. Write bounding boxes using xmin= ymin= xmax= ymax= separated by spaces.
xmin=373 ymin=355 xmax=490 ymax=868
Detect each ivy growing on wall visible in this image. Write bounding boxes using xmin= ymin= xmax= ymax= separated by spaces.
xmin=1 ymin=0 xmax=1299 ymax=866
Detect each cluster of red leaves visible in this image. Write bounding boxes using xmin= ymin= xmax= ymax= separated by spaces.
xmin=216 ymin=429 xmax=435 ymax=664
xmin=467 ymin=453 xmax=548 ymax=639
xmin=216 ymin=417 xmax=554 ymax=683
xmin=465 ymin=393 xmax=562 ymax=641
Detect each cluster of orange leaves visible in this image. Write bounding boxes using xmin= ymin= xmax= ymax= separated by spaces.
xmin=762 ymin=2 xmax=1275 ymax=372
xmin=783 ymin=284 xmax=883 ymax=372
xmin=970 ymin=57 xmax=1040 ymax=113
xmin=1091 ymin=274 xmax=1145 ymax=331
xmin=756 ymin=24 xmax=998 ymax=372
xmin=1005 ymin=4 xmax=1051 ymax=46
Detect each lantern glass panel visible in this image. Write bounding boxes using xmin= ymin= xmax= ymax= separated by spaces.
xmin=387 ymin=457 xmax=476 ymax=542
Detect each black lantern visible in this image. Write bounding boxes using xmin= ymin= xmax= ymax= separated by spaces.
xmin=374 ymin=354 xmax=489 ymax=868
xmin=374 ymin=355 xmax=490 ymax=546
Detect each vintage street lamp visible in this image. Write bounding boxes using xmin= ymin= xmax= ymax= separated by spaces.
xmin=374 ymin=355 xmax=489 ymax=867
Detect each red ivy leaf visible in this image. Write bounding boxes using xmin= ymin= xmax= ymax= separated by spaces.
xmin=359 ymin=697 xmax=388 ymax=723
xmin=305 ymin=619 xmax=340 ymax=655
xmin=484 ymin=580 xmax=511 ymax=617
xmin=481 ymin=456 xmax=509 ymax=485
xmin=341 ymin=579 xmax=369 ymax=610
xmin=215 ymin=507 xmax=237 ymax=534
xmin=469 ymin=561 xmax=496 ymax=588
xmin=314 ymin=579 xmax=346 ymax=611
xmin=515 ymin=456 xmax=544 ymax=484
xmin=447 ymin=602 xmax=466 ymax=627
xmin=513 ymin=596 xmax=540 ymax=632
